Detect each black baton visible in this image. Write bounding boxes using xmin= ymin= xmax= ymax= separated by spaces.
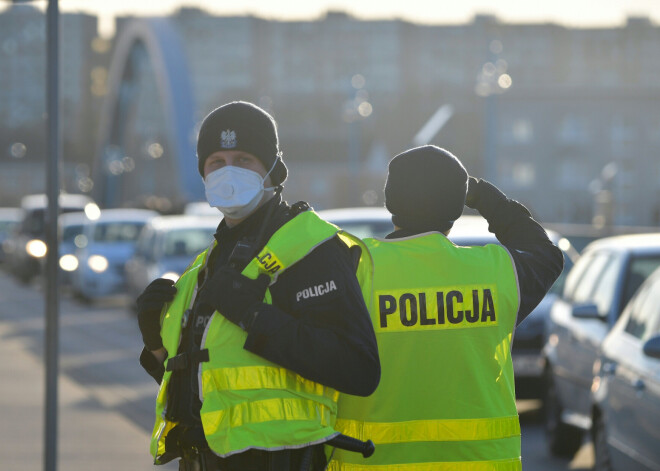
xmin=327 ymin=434 xmax=375 ymax=458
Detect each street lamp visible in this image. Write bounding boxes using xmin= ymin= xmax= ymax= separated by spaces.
xmin=342 ymin=74 xmax=372 ymax=205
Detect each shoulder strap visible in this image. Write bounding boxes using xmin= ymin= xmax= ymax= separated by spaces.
xmin=289 ymin=200 xmax=311 ymax=216
xmin=242 ymin=210 xmax=339 ymax=282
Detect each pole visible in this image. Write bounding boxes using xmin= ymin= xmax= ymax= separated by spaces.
xmin=45 ymin=1 xmax=60 ymax=470
xmin=411 ymin=104 xmax=454 ymax=147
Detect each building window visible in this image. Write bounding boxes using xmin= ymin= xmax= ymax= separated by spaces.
xmin=559 ymin=115 xmax=589 ymax=145
xmin=512 ymin=162 xmax=535 ymax=187
xmin=503 ymin=118 xmax=534 ymax=144
xmin=610 ymin=116 xmax=636 ymax=155
xmin=559 ymin=160 xmax=588 ymax=189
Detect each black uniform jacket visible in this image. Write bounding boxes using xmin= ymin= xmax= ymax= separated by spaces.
xmin=387 ymin=180 xmax=565 ymax=327
xmin=141 ymin=195 xmax=380 ymax=406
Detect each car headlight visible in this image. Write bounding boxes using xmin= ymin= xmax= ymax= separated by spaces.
xmin=557 ymin=237 xmax=572 ymax=252
xmin=84 ymin=203 xmax=101 ymax=220
xmin=26 ymin=239 xmax=47 ymax=258
xmin=161 ymin=271 xmax=180 ymax=282
xmin=88 ymin=255 xmax=109 ymax=273
xmin=59 ymin=254 xmax=79 ymax=272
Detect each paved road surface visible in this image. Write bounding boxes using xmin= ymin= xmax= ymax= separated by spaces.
xmin=0 ymin=270 xmax=594 ymax=470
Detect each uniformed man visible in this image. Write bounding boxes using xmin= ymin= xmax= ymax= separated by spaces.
xmin=327 ymin=145 xmax=564 ymax=470
xmin=136 ymin=101 xmax=380 ymax=471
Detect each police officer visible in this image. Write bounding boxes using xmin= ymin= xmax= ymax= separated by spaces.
xmin=136 ymin=101 xmax=380 ymax=471
xmin=328 ymin=145 xmax=564 ymax=470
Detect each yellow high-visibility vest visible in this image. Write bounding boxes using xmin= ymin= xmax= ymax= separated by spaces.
xmin=149 ymin=210 xmax=371 ymax=462
xmin=329 ymin=232 xmax=522 ymax=471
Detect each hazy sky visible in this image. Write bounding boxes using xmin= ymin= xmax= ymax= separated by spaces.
xmin=12 ymin=0 xmax=660 ymax=36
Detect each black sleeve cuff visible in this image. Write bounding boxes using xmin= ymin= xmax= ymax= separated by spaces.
xmin=471 ymin=179 xmax=530 ymax=218
xmin=469 ymin=179 xmax=547 ymax=244
xmin=139 ymin=347 xmax=164 ymax=385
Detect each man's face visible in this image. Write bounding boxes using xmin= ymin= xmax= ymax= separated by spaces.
xmin=203 ymin=150 xmax=273 ymax=187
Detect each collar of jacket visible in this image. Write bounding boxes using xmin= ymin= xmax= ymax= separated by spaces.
xmin=386 ymin=228 xmax=418 ymax=239
xmin=213 ymin=194 xmax=285 ymax=244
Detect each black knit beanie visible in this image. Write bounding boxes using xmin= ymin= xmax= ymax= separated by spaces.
xmin=196 ymin=101 xmax=288 ymax=186
xmin=385 ymin=145 xmax=468 ymax=233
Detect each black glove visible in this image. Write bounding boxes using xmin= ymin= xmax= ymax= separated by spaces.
xmin=197 ymin=266 xmax=270 ymax=331
xmin=137 ymin=278 xmax=177 ymax=351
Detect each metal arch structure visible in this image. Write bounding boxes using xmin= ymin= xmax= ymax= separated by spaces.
xmin=94 ymin=17 xmax=203 ymax=207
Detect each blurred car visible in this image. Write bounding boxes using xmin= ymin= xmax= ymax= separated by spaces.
xmin=316 ymin=206 xmax=393 ymax=239
xmin=125 ymin=214 xmax=220 ymax=304
xmin=183 ymin=201 xmax=223 ymax=218
xmin=0 ymin=207 xmax=22 ymax=265
xmin=56 ymin=211 xmax=89 ymax=286
xmin=6 ymin=193 xmax=95 ymax=283
xmin=318 ymin=206 xmax=578 ymax=399
xmin=543 ymin=233 xmax=660 ymax=457
xmin=591 ymin=265 xmax=660 ymax=471
xmin=71 ymin=208 xmax=158 ymax=302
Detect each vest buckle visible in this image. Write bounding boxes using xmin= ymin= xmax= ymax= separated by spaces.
xmin=165 ymin=349 xmax=209 ymax=372
xmin=181 ymin=309 xmax=192 ymax=328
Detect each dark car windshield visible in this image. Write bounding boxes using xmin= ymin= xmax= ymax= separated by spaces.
xmin=93 ymin=222 xmax=145 ymax=242
xmin=547 ymin=252 xmax=575 ymax=295
xmin=621 ymin=256 xmax=660 ymax=310
xmin=21 ymin=206 xmax=87 ymax=237
xmin=62 ymin=224 xmax=84 ymax=243
xmin=162 ymin=228 xmax=215 ymax=257
xmin=0 ymin=220 xmax=18 ymax=232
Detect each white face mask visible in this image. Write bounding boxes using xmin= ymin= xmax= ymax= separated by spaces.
xmin=204 ymin=160 xmax=277 ymax=219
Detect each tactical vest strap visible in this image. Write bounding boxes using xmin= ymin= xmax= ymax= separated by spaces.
xmin=290 ymin=201 xmax=311 ymax=216
xmin=166 ymin=349 xmax=209 ymax=372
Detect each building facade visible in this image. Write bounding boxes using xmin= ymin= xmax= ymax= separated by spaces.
xmin=164 ymin=9 xmax=660 ymax=224
xmin=2 ymin=5 xmax=659 ymax=225
xmin=0 ymin=4 xmax=105 ymax=203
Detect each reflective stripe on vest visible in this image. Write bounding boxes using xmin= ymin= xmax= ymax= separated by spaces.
xmin=150 ymin=210 xmax=369 ymax=460
xmin=335 ymin=415 xmax=521 ymax=444
xmin=327 ymin=458 xmax=522 ymax=471
xmin=330 ymin=233 xmax=521 ymax=470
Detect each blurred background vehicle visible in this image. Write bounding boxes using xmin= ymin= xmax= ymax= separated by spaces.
xmin=317 ymin=206 xmax=393 ymax=239
xmin=543 ymin=233 xmax=660 ymax=458
xmin=125 ymin=214 xmax=220 ymax=305
xmin=318 ymin=206 xmax=579 ymax=400
xmin=183 ymin=201 xmax=223 ymax=218
xmin=71 ymin=208 xmax=158 ymax=302
xmin=56 ymin=211 xmax=89 ymax=286
xmin=5 ymin=193 xmax=95 ymax=284
xmin=591 ymin=265 xmax=660 ymax=471
xmin=0 ymin=207 xmax=22 ymax=266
